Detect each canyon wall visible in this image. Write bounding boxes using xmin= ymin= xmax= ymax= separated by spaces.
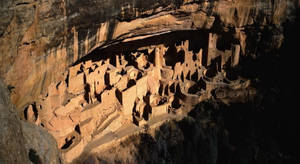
xmin=1 ymin=1 xmax=300 ymax=164
xmin=0 ymin=79 xmax=62 ymax=164
xmin=0 ymin=0 xmax=297 ymax=111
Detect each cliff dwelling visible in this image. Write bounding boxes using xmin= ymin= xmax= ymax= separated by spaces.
xmin=1 ymin=0 xmax=300 ymax=164
xmin=21 ymin=30 xmax=265 ymax=162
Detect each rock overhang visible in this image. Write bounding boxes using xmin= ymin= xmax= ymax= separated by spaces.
xmin=0 ymin=0 xmax=297 ymax=112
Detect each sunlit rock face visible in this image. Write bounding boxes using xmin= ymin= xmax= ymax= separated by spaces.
xmin=0 ymin=0 xmax=296 ymax=110
xmin=23 ymin=30 xmax=257 ymax=162
xmin=0 ymin=0 xmax=299 ymax=163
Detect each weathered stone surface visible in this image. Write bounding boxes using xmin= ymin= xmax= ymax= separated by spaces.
xmin=22 ymin=23 xmax=299 ymax=162
xmin=106 ymin=66 xmax=121 ymax=86
xmin=0 ymin=79 xmax=61 ymax=164
xmin=68 ymin=72 xmax=85 ymax=95
xmin=0 ymin=102 xmax=29 ymax=164
xmin=21 ymin=122 xmax=62 ymax=164
xmin=151 ymin=104 xmax=169 ymax=117
xmin=0 ymin=0 xmax=296 ymax=110
xmin=136 ymin=75 xmax=148 ymax=99
xmin=0 ymin=1 xmax=299 ymax=164
xmin=122 ymin=85 xmax=137 ymax=116
xmin=25 ymin=104 xmax=36 ymax=122
xmin=115 ymin=76 xmax=129 ymax=91
xmin=55 ymin=95 xmax=84 ymax=116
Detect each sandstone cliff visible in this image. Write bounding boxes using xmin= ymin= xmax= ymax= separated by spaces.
xmin=0 ymin=0 xmax=298 ymax=111
xmin=0 ymin=1 xmax=300 ymax=164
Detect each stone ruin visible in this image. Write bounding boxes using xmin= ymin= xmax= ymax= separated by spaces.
xmin=23 ymin=32 xmax=252 ymax=163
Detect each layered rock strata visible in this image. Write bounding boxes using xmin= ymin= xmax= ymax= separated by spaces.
xmin=0 ymin=0 xmax=299 ymax=163
xmin=0 ymin=0 xmax=296 ymax=110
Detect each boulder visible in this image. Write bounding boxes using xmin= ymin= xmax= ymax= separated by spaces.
xmin=0 ymin=79 xmax=62 ymax=164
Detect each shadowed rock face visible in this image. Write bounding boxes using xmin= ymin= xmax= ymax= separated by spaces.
xmin=0 ymin=79 xmax=62 ymax=164
xmin=24 ymin=28 xmax=260 ymax=162
xmin=0 ymin=0 xmax=297 ymax=110
xmin=0 ymin=1 xmax=300 ymax=164
xmin=0 ymin=79 xmax=28 ymax=164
